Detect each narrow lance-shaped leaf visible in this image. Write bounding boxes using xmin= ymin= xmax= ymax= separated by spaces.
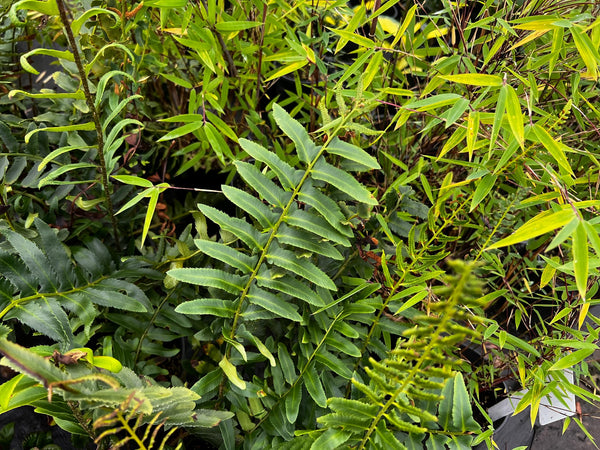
xmin=487 ymin=208 xmax=575 ymax=249
xmin=549 ymin=348 xmax=595 ymax=371
xmin=439 ymin=73 xmax=503 ymax=87
xmin=199 ymin=204 xmax=265 ymax=250
xmin=272 ymin=103 xmax=320 ymax=163
xmin=304 ymin=364 xmax=327 ymax=408
xmin=238 ymin=138 xmax=300 ymax=190
xmin=452 ymin=372 xmax=480 ymax=432
xmin=194 ymin=239 xmax=257 ymax=274
xmin=505 ymin=85 xmax=525 ymax=149
xmin=285 ymin=382 xmax=302 ymax=424
xmin=573 ymin=220 xmax=589 ymax=307
xmin=489 ymin=84 xmax=507 ymax=154
xmin=326 ymin=137 xmax=381 ymax=170
xmin=532 ymin=124 xmax=574 ymax=175
xmin=298 ymin=182 xmax=352 ymax=236
xmin=470 ymin=174 xmax=497 ymax=212
xmin=219 ymin=356 xmax=246 ymax=390
xmin=246 ymin=286 xmax=302 ymax=322
xmin=168 ymin=268 xmax=246 ymax=294
xmin=234 ymin=161 xmax=289 ymax=208
xmin=266 ymin=246 xmax=336 ymax=290
xmin=221 ymin=185 xmax=277 ymax=228
xmin=466 ymin=110 xmax=479 ymax=160
xmin=312 ymin=158 xmax=377 ymax=205
xmin=175 ymin=299 xmax=236 ymax=318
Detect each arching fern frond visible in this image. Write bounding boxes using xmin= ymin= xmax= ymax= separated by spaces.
xmin=0 ymin=218 xmax=152 ymax=349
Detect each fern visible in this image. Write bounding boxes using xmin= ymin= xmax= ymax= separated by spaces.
xmin=0 ymin=339 xmax=232 ymax=448
xmin=168 ymin=103 xmax=383 ymax=442
xmin=0 ymin=218 xmax=152 ymax=349
xmin=286 ymin=261 xmax=484 ymax=449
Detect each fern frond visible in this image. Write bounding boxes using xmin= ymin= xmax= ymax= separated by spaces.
xmin=0 ymin=219 xmax=151 ymax=348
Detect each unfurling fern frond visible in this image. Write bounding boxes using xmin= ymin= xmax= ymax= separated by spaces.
xmin=0 ymin=218 xmax=152 ymax=349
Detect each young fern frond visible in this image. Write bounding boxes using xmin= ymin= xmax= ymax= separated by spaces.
xmin=294 ymin=260 xmax=484 ymax=449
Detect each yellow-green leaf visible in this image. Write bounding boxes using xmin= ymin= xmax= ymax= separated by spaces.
xmin=219 ymin=356 xmax=246 ymax=390
xmin=505 ymin=85 xmax=524 ymax=149
xmin=572 ymin=221 xmax=588 ymax=301
xmin=549 ymin=348 xmax=595 ymax=371
xmin=439 ymin=74 xmax=503 ymax=87
xmin=532 ymin=124 xmax=574 ymax=175
xmin=487 ymin=208 xmax=575 ymax=249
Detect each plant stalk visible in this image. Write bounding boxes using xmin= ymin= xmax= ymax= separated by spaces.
xmin=55 ymin=0 xmax=121 ymax=250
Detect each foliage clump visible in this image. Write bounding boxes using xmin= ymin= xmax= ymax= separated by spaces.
xmin=0 ymin=0 xmax=600 ymax=448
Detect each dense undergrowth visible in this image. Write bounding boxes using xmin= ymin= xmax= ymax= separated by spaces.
xmin=1 ymin=0 xmax=600 ymax=448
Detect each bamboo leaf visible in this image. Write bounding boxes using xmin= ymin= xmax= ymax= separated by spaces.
xmin=489 ymin=85 xmax=507 ymax=153
xmin=390 ymin=4 xmax=417 ymax=48
xmin=506 ymin=85 xmax=525 ymax=149
xmin=440 ymin=73 xmax=503 ymax=86
xmin=272 ymin=104 xmax=320 ymax=163
xmin=329 ymin=28 xmax=375 ymax=49
xmin=573 ymin=221 xmax=589 ymax=301
xmin=312 ymin=158 xmax=377 ymax=205
xmin=403 ymin=94 xmax=462 ymax=112
xmin=247 ymin=286 xmax=302 ymax=322
xmin=470 ymin=174 xmax=497 ymax=212
xmin=487 ymin=208 xmax=575 ymax=249
xmin=549 ymin=348 xmax=595 ymax=371
xmin=571 ymin=26 xmax=600 ymax=80
xmin=532 ymin=124 xmax=574 ymax=175
xmin=466 ymin=110 xmax=479 ymax=160
xmin=215 ymin=21 xmax=260 ymax=32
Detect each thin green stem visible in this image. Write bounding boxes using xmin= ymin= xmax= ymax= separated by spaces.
xmin=0 ymin=275 xmax=109 ymax=320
